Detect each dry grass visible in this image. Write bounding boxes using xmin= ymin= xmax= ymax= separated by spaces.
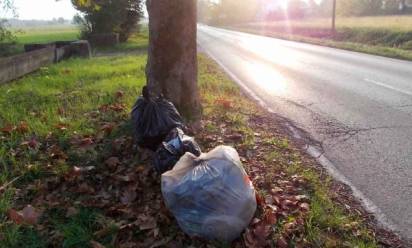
xmin=252 ymin=15 xmax=412 ymax=31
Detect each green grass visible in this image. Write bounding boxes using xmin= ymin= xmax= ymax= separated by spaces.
xmin=0 ymin=26 xmax=80 ymax=56
xmin=0 ymin=55 xmax=146 ymax=191
xmin=93 ymin=29 xmax=149 ymax=55
xmin=232 ymin=15 xmax=412 ymax=61
xmin=0 ymin=29 xmax=148 ymax=247
xmin=0 ymin=55 xmax=144 ymax=132
xmin=14 ymin=26 xmax=80 ymax=45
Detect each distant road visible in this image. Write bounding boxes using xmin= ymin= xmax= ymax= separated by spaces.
xmin=198 ymin=25 xmax=412 ymax=240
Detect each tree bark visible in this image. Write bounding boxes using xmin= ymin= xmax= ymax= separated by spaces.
xmin=146 ymin=0 xmax=202 ymax=121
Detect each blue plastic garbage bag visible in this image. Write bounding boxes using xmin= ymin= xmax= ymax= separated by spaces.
xmin=161 ymin=146 xmax=256 ymax=242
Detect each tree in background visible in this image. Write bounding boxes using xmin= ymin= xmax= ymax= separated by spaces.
xmin=200 ymin=0 xmax=259 ymax=25
xmin=334 ymin=0 xmax=412 ymax=16
xmin=336 ymin=0 xmax=383 ymax=16
xmin=310 ymin=0 xmax=334 ymax=17
xmin=287 ymin=0 xmax=307 ymax=19
xmin=198 ymin=0 xmax=216 ymax=24
xmin=0 ymin=0 xmax=17 ymax=56
xmin=72 ymin=0 xmax=143 ymax=42
xmin=382 ymin=0 xmax=412 ymax=13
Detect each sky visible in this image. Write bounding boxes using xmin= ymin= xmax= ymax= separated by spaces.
xmin=10 ymin=0 xmax=79 ymax=20
xmin=6 ymin=0 xmax=322 ymax=21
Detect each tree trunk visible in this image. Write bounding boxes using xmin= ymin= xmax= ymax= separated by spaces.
xmin=146 ymin=0 xmax=202 ymax=121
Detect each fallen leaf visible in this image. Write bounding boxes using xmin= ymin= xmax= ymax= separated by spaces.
xmin=99 ymin=104 xmax=109 ymax=112
xmin=120 ymin=173 xmax=138 ymax=182
xmin=271 ymin=187 xmax=283 ymax=194
xmin=112 ymin=137 xmax=126 ymax=151
xmin=120 ymin=188 xmax=137 ymax=205
xmin=276 ymin=236 xmax=288 ymax=248
xmin=79 ymin=137 xmax=94 ymax=147
xmin=253 ymin=223 xmax=271 ymax=245
xmin=22 ymin=205 xmax=40 ymax=225
xmin=109 ymin=103 xmax=126 ymax=112
xmin=284 ymin=221 xmax=297 ymax=233
xmin=21 ymin=138 xmax=39 ymax=149
xmin=48 ymin=145 xmax=68 ymax=160
xmin=264 ymin=210 xmax=277 ymax=225
xmin=299 ymin=202 xmax=310 ymax=212
xmin=28 ymin=138 xmax=39 ymax=148
xmin=16 ymin=121 xmax=29 ymax=133
xmin=1 ymin=124 xmax=15 ymax=134
xmin=138 ymin=215 xmax=157 ymax=231
xmin=90 ymin=240 xmax=105 ymax=248
xmin=115 ymin=90 xmax=124 ymax=98
xmin=77 ymin=182 xmax=95 ymax=194
xmin=8 ymin=209 xmax=24 ymax=224
xmin=281 ymin=199 xmax=297 ymax=209
xmin=101 ymin=123 xmax=114 ymax=135
xmin=57 ymin=107 xmax=65 ymax=115
xmin=243 ymin=228 xmax=258 ymax=248
xmin=55 ymin=123 xmax=68 ymax=131
xmin=267 ymin=204 xmax=278 ymax=212
xmin=66 ymin=207 xmax=78 ymax=217
xmin=105 ymin=157 xmax=120 ymax=168
xmin=273 ymin=195 xmax=281 ymax=205
xmin=256 ymin=193 xmax=264 ymax=206
xmin=9 ymin=205 xmax=40 ymax=225
xmin=227 ymin=133 xmax=243 ymax=142
xmin=214 ymin=98 xmax=233 ymax=109
xmin=150 ymin=237 xmax=172 ymax=248
xmin=293 ymin=195 xmax=309 ymax=202
xmin=250 ymin=217 xmax=261 ymax=226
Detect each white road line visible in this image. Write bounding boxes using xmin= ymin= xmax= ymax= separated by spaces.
xmin=364 ymin=78 xmax=412 ymax=97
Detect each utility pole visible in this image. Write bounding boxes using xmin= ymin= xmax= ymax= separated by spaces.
xmin=331 ymin=0 xmax=336 ymax=34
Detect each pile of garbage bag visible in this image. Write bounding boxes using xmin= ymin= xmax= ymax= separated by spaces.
xmin=162 ymin=146 xmax=257 ymax=242
xmin=154 ymin=128 xmax=201 ymax=174
xmin=131 ymin=87 xmax=256 ymax=242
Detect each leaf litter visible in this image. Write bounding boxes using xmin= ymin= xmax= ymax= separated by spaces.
xmin=1 ymin=89 xmax=406 ymax=248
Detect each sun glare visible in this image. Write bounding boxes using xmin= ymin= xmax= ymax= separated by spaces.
xmin=240 ymin=36 xmax=299 ymax=68
xmin=244 ymin=61 xmax=289 ymax=95
xmin=280 ymin=1 xmax=288 ymax=10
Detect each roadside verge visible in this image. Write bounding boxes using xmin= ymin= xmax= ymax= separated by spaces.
xmin=198 ymin=53 xmax=410 ymax=246
xmin=225 ymin=26 xmax=412 ymax=62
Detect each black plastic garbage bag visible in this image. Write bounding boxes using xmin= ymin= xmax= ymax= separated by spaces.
xmin=161 ymin=146 xmax=257 ymax=242
xmin=153 ymin=128 xmax=201 ymax=174
xmin=131 ymin=86 xmax=183 ymax=150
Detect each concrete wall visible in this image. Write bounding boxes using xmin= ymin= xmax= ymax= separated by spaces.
xmin=0 ymin=40 xmax=91 ymax=85
xmin=0 ymin=47 xmax=55 ymax=85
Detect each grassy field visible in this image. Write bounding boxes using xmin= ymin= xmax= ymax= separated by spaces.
xmin=1 ymin=26 xmax=148 ymax=57
xmin=14 ymin=26 xmax=80 ymax=44
xmin=0 ymin=26 xmax=80 ymax=56
xmin=232 ymin=15 xmax=412 ymax=60
xmin=254 ymin=15 xmax=412 ymax=31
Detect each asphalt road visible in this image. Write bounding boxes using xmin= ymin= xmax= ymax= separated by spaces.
xmin=198 ymin=25 xmax=412 ymax=240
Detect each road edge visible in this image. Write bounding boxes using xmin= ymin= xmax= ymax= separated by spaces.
xmin=198 ymin=45 xmax=409 ymax=244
